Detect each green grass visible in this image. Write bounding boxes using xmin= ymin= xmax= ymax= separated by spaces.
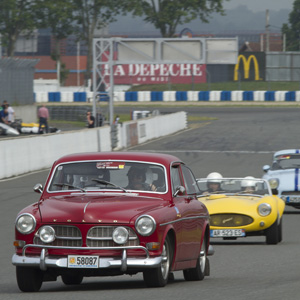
xmin=128 ymin=81 xmax=300 ymax=92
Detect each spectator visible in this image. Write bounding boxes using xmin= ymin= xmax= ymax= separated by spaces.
xmin=114 ymin=115 xmax=120 ymax=124
xmin=0 ymin=105 xmax=9 ymax=124
xmin=2 ymin=100 xmax=8 ymax=109
xmin=38 ymin=104 xmax=49 ymax=133
xmin=7 ymin=104 xmax=15 ymax=124
xmin=87 ymin=111 xmax=95 ymax=128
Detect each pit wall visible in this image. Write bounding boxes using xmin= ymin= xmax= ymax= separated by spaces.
xmin=34 ymin=90 xmax=300 ymax=102
xmin=0 ymin=112 xmax=187 ymax=180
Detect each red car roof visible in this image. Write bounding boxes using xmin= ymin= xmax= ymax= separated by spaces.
xmin=53 ymin=152 xmax=182 ymax=167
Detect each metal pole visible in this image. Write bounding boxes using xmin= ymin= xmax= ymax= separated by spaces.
xmin=266 ymin=9 xmax=270 ymax=52
xmin=77 ymin=41 xmax=80 ymax=86
xmin=109 ymin=39 xmax=114 ymax=127
xmin=92 ymin=39 xmax=97 ymax=120
xmin=57 ymin=60 xmax=60 ymax=91
xmin=0 ymin=34 xmax=2 ymax=58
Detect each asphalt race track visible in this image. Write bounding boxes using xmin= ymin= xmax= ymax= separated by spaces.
xmin=1 ymin=106 xmax=300 ymax=299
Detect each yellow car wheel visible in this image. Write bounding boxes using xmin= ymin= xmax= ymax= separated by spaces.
xmin=265 ymin=218 xmax=280 ymax=245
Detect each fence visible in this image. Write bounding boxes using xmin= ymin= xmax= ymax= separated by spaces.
xmin=0 ymin=58 xmax=39 ymax=104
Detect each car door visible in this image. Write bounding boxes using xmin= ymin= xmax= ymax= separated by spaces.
xmin=171 ymin=163 xmax=204 ymax=264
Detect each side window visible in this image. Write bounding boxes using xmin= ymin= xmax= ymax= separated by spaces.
xmin=181 ymin=165 xmax=200 ymax=195
xmin=171 ymin=165 xmax=183 ymax=194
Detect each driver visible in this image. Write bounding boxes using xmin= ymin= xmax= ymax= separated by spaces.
xmin=203 ymin=172 xmax=223 ymax=194
xmin=126 ymin=166 xmax=156 ymax=191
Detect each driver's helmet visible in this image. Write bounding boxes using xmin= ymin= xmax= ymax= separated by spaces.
xmin=207 ymin=172 xmax=223 ymax=183
xmin=241 ymin=176 xmax=256 ymax=190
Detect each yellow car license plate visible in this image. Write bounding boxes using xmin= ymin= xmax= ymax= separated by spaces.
xmin=68 ymin=255 xmax=99 ymax=268
xmin=210 ymin=229 xmax=245 ymax=237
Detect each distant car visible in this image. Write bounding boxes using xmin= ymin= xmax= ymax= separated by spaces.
xmin=197 ymin=177 xmax=285 ymax=245
xmin=263 ymin=149 xmax=300 ymax=209
xmin=12 ymin=152 xmax=213 ymax=292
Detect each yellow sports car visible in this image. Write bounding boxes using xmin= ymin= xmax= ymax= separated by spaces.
xmin=197 ymin=177 xmax=285 ymax=245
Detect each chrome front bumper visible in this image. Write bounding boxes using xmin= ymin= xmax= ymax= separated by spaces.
xmin=12 ymin=244 xmax=162 ymax=272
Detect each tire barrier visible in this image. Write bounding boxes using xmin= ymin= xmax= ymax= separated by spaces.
xmin=34 ymin=90 xmax=300 ymax=103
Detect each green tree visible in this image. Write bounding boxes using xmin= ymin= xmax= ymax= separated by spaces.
xmin=0 ymin=0 xmax=38 ymax=56
xmin=129 ymin=0 xmax=226 ymax=37
xmin=72 ymin=0 xmax=124 ymax=86
xmin=36 ymin=0 xmax=76 ymax=85
xmin=282 ymin=0 xmax=300 ymax=51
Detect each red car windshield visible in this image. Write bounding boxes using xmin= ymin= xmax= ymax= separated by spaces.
xmin=48 ymin=161 xmax=167 ymax=193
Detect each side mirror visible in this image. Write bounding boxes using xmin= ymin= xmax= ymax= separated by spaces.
xmin=34 ymin=183 xmax=43 ymax=194
xmin=271 ymin=188 xmax=278 ymax=195
xmin=263 ymin=165 xmax=270 ymax=172
xmin=174 ymin=186 xmax=185 ymax=197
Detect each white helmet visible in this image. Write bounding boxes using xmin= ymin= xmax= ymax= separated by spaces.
xmin=207 ymin=172 xmax=223 ymax=183
xmin=241 ymin=176 xmax=256 ymax=187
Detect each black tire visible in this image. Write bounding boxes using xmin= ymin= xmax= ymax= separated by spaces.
xmin=266 ymin=219 xmax=279 ymax=245
xmin=183 ymin=237 xmax=207 ymax=281
xmin=16 ymin=267 xmax=43 ymax=292
xmin=278 ymin=218 xmax=283 ymax=243
xmin=61 ymin=273 xmax=83 ymax=285
xmin=143 ymin=235 xmax=173 ymax=287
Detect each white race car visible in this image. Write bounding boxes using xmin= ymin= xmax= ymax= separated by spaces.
xmin=263 ymin=149 xmax=300 ymax=209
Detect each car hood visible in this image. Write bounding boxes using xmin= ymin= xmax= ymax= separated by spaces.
xmin=199 ymin=194 xmax=271 ymax=215
xmin=264 ymin=169 xmax=299 ymax=192
xmin=39 ymin=193 xmax=165 ymax=224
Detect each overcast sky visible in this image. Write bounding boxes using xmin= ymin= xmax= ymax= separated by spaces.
xmin=223 ymin=0 xmax=295 ymax=12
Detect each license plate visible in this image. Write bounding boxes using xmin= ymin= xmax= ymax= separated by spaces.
xmin=286 ymin=196 xmax=300 ymax=203
xmin=210 ymin=229 xmax=245 ymax=237
xmin=68 ymin=255 xmax=99 ymax=268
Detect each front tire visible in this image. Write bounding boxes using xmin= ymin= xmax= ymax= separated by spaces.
xmin=265 ymin=219 xmax=279 ymax=245
xmin=183 ymin=237 xmax=207 ymax=281
xmin=277 ymin=218 xmax=282 ymax=243
xmin=16 ymin=267 xmax=43 ymax=292
xmin=143 ymin=235 xmax=173 ymax=287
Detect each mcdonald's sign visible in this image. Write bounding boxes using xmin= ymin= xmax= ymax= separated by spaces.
xmin=234 ymin=53 xmax=265 ymax=81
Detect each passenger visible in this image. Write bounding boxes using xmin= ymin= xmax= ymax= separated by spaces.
xmin=126 ymin=166 xmax=156 ymax=191
xmin=203 ymin=172 xmax=223 ymax=194
xmin=241 ymin=176 xmax=256 ymax=193
xmin=86 ymin=111 xmax=95 ymax=128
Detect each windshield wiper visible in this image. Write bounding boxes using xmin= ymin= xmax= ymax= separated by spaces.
xmin=53 ymin=183 xmax=86 ymax=192
xmin=91 ymin=179 xmax=128 ymax=192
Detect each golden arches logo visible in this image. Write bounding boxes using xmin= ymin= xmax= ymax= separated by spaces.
xmin=234 ymin=55 xmax=262 ymax=81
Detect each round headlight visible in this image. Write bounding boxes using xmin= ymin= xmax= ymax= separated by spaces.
xmin=39 ymin=226 xmax=55 ymax=243
xmin=112 ymin=227 xmax=129 ymax=245
xmin=258 ymin=203 xmax=272 ymax=216
xmin=268 ymin=178 xmax=279 ymax=190
xmin=135 ymin=215 xmax=156 ymax=236
xmin=16 ymin=213 xmax=36 ymax=234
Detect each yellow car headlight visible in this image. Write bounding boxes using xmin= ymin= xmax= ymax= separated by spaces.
xmin=258 ymin=203 xmax=271 ymax=216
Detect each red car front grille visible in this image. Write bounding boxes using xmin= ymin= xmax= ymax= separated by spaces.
xmin=33 ymin=225 xmax=139 ymax=247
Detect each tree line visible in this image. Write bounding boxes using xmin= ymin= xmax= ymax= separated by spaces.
xmin=0 ymin=0 xmax=225 ymax=85
xmin=0 ymin=0 xmax=300 ymax=85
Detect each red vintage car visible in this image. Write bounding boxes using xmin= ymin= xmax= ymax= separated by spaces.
xmin=12 ymin=152 xmax=213 ymax=292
